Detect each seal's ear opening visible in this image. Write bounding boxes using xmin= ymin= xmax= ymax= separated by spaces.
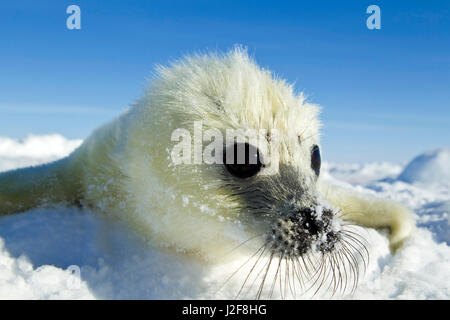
xmin=311 ymin=145 xmax=321 ymax=176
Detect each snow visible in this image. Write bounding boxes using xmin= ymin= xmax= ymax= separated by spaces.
xmin=0 ymin=136 xmax=449 ymax=299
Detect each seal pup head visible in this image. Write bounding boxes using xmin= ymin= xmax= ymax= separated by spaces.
xmin=125 ymin=47 xmax=366 ymax=296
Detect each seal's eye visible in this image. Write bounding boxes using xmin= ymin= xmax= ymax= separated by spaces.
xmin=311 ymin=145 xmax=321 ymax=176
xmin=223 ymin=143 xmax=263 ymax=178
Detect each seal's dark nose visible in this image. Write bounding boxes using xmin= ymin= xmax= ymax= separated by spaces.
xmin=268 ymin=202 xmax=340 ymax=257
xmin=293 ymin=207 xmax=324 ymax=236
xmin=290 ymin=206 xmax=340 ymax=254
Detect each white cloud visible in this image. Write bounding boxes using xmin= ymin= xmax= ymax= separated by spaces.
xmin=0 ymin=134 xmax=82 ymax=172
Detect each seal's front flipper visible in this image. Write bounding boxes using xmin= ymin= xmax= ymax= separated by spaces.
xmin=0 ymin=158 xmax=81 ymax=215
xmin=318 ymin=181 xmax=416 ymax=251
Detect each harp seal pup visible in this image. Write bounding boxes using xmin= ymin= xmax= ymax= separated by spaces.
xmin=0 ymin=48 xmax=414 ymax=287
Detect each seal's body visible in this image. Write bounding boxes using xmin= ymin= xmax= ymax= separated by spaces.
xmin=0 ymin=49 xmax=414 ymax=295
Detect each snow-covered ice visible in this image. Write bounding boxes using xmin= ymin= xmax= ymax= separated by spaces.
xmin=0 ymin=135 xmax=449 ymax=299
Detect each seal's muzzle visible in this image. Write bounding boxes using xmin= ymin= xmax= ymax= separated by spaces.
xmin=268 ymin=206 xmax=341 ymax=258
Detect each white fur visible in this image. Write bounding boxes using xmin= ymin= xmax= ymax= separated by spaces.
xmin=0 ymin=47 xmax=415 ymax=260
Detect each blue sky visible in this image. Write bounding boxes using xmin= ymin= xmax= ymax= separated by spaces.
xmin=0 ymin=0 xmax=449 ymax=163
